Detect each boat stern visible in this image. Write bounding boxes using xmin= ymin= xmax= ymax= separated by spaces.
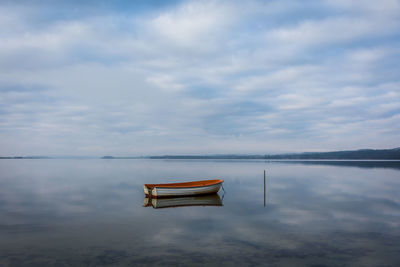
xmin=144 ymin=185 xmax=158 ymax=197
xmin=143 ymin=185 xmax=150 ymax=196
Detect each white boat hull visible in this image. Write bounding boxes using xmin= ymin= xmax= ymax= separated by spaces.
xmin=145 ymin=183 xmax=222 ymax=197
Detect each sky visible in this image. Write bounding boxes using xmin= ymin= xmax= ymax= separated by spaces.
xmin=0 ymin=0 xmax=400 ymax=156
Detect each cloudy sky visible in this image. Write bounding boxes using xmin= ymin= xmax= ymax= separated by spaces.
xmin=1 ymin=0 xmax=399 ymax=156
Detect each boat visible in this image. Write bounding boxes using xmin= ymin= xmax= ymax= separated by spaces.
xmin=143 ymin=193 xmax=223 ymax=209
xmin=143 ymin=179 xmax=223 ymax=198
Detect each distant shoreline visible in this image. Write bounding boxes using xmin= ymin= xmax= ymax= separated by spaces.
xmin=149 ymin=148 xmax=400 ymax=160
xmin=1 ymin=147 xmax=400 ymax=160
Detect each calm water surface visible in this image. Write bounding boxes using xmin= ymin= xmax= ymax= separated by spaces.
xmin=0 ymin=159 xmax=400 ymax=266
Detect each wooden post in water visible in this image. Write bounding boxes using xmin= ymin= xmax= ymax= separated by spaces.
xmin=264 ymin=170 xmax=266 ymax=207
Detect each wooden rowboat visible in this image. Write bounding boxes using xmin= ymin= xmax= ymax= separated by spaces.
xmin=143 ymin=193 xmax=223 ymax=209
xmin=143 ymin=179 xmax=223 ymax=198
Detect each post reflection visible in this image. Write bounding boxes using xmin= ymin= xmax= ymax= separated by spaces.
xmin=143 ymin=193 xmax=223 ymax=209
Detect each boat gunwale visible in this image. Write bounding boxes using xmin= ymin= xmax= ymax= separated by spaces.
xmin=144 ymin=179 xmax=223 ymax=189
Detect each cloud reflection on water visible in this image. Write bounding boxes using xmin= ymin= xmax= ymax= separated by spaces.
xmin=0 ymin=159 xmax=399 ymax=266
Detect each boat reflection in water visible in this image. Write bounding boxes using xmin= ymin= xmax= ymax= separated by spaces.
xmin=143 ymin=193 xmax=223 ymax=209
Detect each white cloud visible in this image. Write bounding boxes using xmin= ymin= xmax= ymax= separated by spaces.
xmin=269 ymin=16 xmax=396 ymax=48
xmin=150 ymin=1 xmax=231 ymax=46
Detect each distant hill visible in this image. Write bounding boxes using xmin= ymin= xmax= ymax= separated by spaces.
xmin=100 ymin=156 xmax=143 ymax=159
xmin=264 ymin=148 xmax=400 ymax=160
xmin=0 ymin=156 xmax=50 ymax=159
xmin=149 ymin=148 xmax=400 ymax=160
xmin=101 ymin=156 xmax=115 ymax=159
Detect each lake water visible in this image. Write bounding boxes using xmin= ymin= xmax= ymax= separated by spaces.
xmin=1 ymin=159 xmax=400 ymax=266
